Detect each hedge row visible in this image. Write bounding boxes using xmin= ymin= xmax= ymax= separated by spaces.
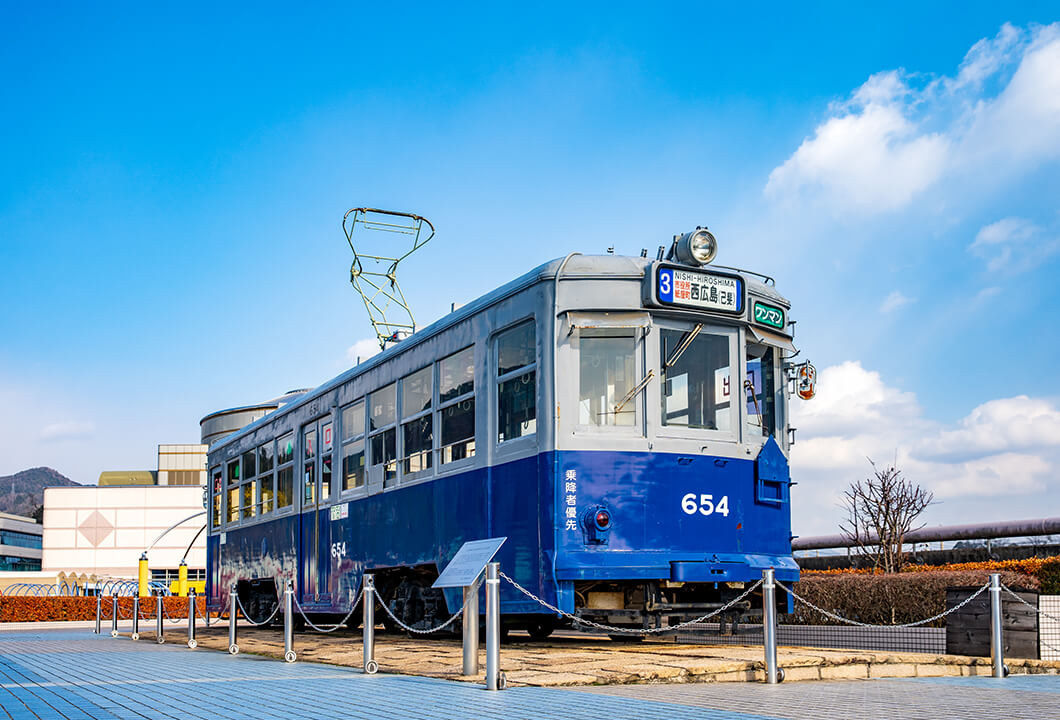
xmin=805 ymin=555 xmax=1060 ymax=580
xmin=788 ymin=570 xmax=1039 ymax=627
xmin=0 ymin=596 xmax=206 ymax=623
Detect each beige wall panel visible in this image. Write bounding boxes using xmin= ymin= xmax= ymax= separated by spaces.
xmin=106 ymin=489 xmax=149 ymax=508
xmin=46 ymin=487 xmax=99 ymax=508
xmin=114 ymin=528 xmax=147 ymax=549
xmin=115 ymin=508 xmax=147 ymax=529
xmin=42 ymin=509 xmax=76 ymax=528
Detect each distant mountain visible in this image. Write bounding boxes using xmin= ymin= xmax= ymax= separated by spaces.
xmin=0 ymin=467 xmax=81 ymax=520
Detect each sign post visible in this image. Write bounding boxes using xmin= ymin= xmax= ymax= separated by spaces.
xmin=433 ymin=537 xmax=506 ymax=685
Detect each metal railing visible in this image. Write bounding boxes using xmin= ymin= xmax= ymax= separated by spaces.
xmin=92 ymin=564 xmax=1046 ymax=687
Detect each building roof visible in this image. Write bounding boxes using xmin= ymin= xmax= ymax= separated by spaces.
xmin=97 ymin=471 xmax=158 ymax=486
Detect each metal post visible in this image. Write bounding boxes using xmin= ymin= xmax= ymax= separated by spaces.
xmin=462 ymin=576 xmax=480 ymax=676
xmin=138 ymin=551 xmax=150 ymax=598
xmin=94 ymin=595 xmax=101 ymax=634
xmin=229 ymin=584 xmax=239 ymax=654
xmin=156 ymin=594 xmax=164 ymax=644
xmin=131 ymin=595 xmax=140 ymax=640
xmin=362 ymin=575 xmax=377 ymax=673
xmin=283 ymin=580 xmax=296 ymax=662
xmin=485 ymin=562 xmax=502 ymax=691
xmin=990 ymin=573 xmax=1005 ymax=678
xmin=187 ymin=587 xmax=197 ymax=648
xmin=763 ymin=568 xmax=779 ymax=684
xmin=110 ymin=597 xmax=118 ymax=637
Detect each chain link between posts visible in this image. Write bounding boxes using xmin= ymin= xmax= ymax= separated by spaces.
xmin=776 ymin=580 xmax=990 ymax=628
xmin=370 ymin=585 xmax=471 ymax=635
xmin=1001 ymin=584 xmax=1060 ymax=655
xmin=233 ymin=593 xmax=283 ymax=628
xmin=501 ymin=572 xmax=764 ymax=635
xmin=290 ymin=588 xmax=365 ymax=633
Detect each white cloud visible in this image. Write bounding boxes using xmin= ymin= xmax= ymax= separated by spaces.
xmin=345 ymin=338 xmax=382 ymax=365
xmin=790 ymin=362 xmax=1060 ymax=535
xmin=969 ymin=216 xmax=1060 ymax=272
xmin=39 ymin=421 xmax=94 ymax=442
xmin=880 ymin=290 xmax=914 ymax=313
xmin=765 ymin=23 xmax=1060 ymax=214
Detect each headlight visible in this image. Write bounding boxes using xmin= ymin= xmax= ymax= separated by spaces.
xmin=675 ymin=228 xmax=717 ymax=266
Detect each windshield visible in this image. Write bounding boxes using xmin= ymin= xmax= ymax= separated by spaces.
xmin=578 ymin=329 xmax=637 ymax=426
xmin=660 ymin=327 xmax=732 ymax=431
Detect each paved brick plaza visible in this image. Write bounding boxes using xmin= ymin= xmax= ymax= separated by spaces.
xmin=0 ymin=629 xmax=1057 ymax=720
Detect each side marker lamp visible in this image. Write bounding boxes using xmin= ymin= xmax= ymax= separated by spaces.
xmin=583 ymin=505 xmax=613 ymax=545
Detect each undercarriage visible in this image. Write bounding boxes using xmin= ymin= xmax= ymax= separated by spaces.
xmin=572 ymin=580 xmax=753 ymax=635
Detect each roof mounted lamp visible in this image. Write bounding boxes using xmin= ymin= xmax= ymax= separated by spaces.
xmin=671 ymin=227 xmax=718 ymax=267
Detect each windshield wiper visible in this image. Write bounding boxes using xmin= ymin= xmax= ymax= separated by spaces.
xmin=612 ymin=370 xmax=655 ymax=417
xmin=744 ymin=377 xmax=763 ymax=428
xmin=663 ymin=323 xmax=703 ymax=370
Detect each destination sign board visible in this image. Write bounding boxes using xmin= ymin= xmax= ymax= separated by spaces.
xmin=655 ymin=265 xmax=743 ymax=314
xmin=752 ymin=300 xmax=786 ymax=331
xmin=432 ymin=537 xmax=507 ymax=588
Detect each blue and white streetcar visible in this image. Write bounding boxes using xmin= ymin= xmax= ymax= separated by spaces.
xmin=205 ymin=226 xmax=809 ymax=638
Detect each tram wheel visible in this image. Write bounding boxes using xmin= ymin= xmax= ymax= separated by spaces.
xmin=526 ymin=620 xmax=555 ymax=641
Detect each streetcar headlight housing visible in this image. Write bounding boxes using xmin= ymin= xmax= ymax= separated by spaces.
xmin=674 ymin=228 xmax=717 ymax=266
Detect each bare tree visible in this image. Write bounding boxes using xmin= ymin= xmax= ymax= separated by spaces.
xmin=840 ymin=459 xmax=934 ymax=573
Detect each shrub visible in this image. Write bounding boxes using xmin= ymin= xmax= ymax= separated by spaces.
xmin=788 ymin=570 xmax=1038 ymax=627
xmin=0 ymin=596 xmax=206 ymax=623
xmin=1038 ymin=558 xmax=1060 ymax=595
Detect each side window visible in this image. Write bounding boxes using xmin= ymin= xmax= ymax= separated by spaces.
xmin=496 ymin=321 xmax=537 ymax=444
xmin=210 ymin=467 xmax=222 ymax=529
xmin=321 ymin=421 xmax=333 ymax=502
xmin=258 ymin=441 xmax=275 ymax=514
xmin=276 ymin=432 xmax=294 ymax=510
xmin=303 ymin=426 xmax=317 ymax=505
xmin=746 ymin=345 xmax=777 ymax=438
xmin=401 ymin=366 xmax=433 ymax=475
xmin=240 ymin=450 xmax=257 ymax=520
xmin=226 ymin=459 xmax=240 ymax=523
xmin=578 ymin=329 xmax=636 ymax=427
xmin=370 ymin=383 xmax=397 ymax=487
xmin=438 ymin=346 xmax=475 ymax=464
xmin=341 ymin=400 xmax=366 ymax=492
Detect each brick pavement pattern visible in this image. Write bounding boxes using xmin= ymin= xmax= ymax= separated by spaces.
xmin=579 ymin=675 xmax=1060 ymax=720
xmin=0 ymin=629 xmax=1057 ymax=719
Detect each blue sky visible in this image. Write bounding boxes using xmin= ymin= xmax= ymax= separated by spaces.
xmin=2 ymin=3 xmax=1059 ymax=535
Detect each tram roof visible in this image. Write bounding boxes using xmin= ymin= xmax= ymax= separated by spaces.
xmin=208 ymin=254 xmax=788 ymax=456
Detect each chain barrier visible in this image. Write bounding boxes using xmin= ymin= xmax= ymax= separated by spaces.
xmin=776 ymin=580 xmax=990 ymax=629
xmin=1001 ymin=584 xmax=1060 ymax=655
xmin=202 ymin=594 xmax=230 ymax=627
xmin=1001 ymin=584 xmax=1060 ymax=624
xmin=231 ymin=593 xmax=281 ymax=627
xmin=160 ymin=598 xmax=188 ymax=624
xmin=290 ymin=588 xmax=365 ymax=633
xmin=370 ymin=586 xmax=469 ymax=635
xmin=501 ymin=572 xmax=764 ymax=635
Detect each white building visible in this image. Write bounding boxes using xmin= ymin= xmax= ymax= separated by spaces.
xmin=42 ymin=485 xmax=206 ymax=582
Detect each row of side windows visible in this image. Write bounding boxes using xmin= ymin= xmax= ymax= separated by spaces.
xmin=211 ymin=320 xmax=537 ymax=529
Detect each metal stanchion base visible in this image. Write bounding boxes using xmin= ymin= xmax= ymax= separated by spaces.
xmin=364 ymin=660 xmax=378 ymax=674
xmin=156 ymin=636 xmax=165 ymax=645
xmin=188 ymin=639 xmax=198 ymax=649
xmin=284 ymin=650 xmax=297 ymax=663
xmin=131 ymin=633 xmax=139 ymax=641
xmin=229 ymin=644 xmax=239 ymax=655
xmin=110 ymin=630 xmax=118 ymax=638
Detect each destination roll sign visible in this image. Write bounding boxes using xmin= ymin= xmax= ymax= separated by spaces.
xmin=648 ymin=263 xmax=744 ymax=315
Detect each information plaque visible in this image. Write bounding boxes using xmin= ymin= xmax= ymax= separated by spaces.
xmin=432 ymin=537 xmax=507 ymax=588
